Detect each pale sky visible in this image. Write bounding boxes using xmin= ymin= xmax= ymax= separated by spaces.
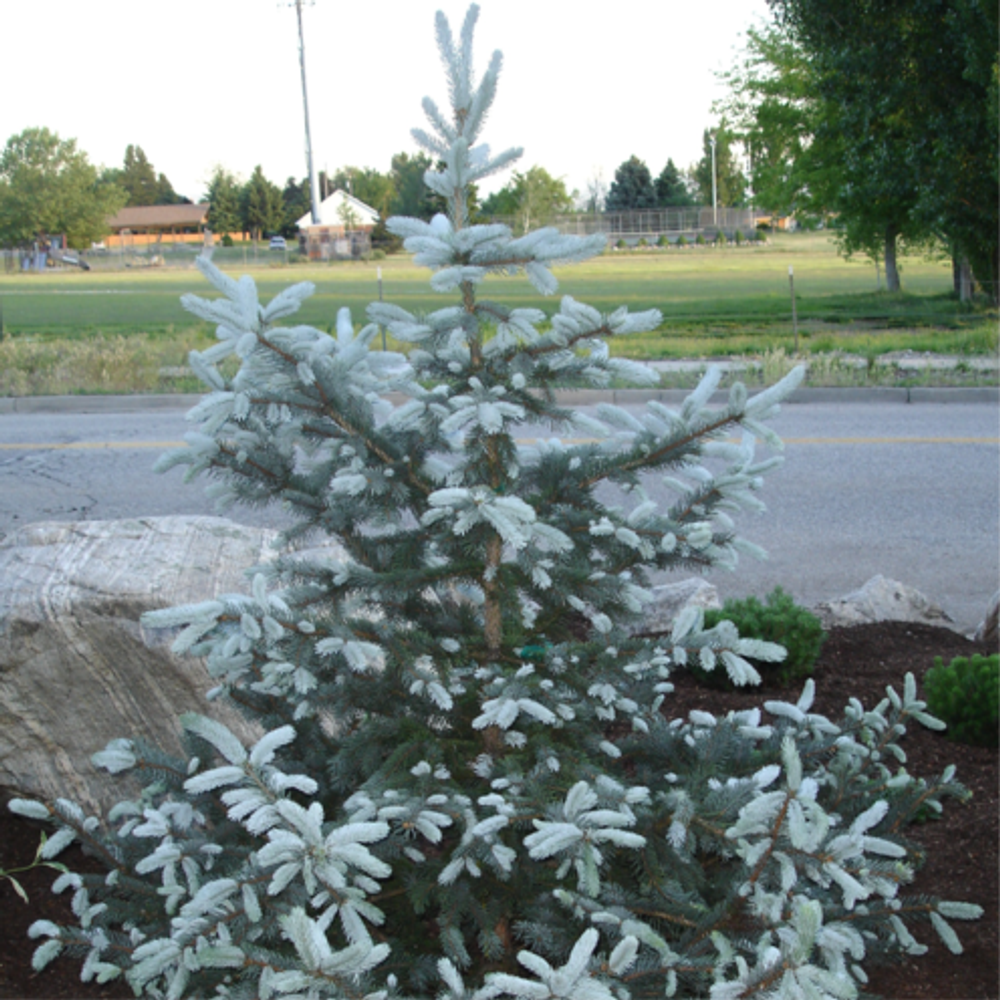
xmin=2 ymin=0 xmax=771 ymax=204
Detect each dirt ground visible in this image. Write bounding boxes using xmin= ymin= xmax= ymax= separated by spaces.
xmin=0 ymin=621 xmax=995 ymax=1000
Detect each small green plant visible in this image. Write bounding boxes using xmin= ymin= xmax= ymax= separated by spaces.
xmin=924 ymin=653 xmax=999 ymax=746
xmin=221 ymin=234 xmax=234 ymax=247
xmin=657 ymin=234 xmax=669 ymax=247
xmin=692 ymin=586 xmax=826 ymax=688
xmin=637 ymin=237 xmax=648 ymax=247
xmin=676 ymin=233 xmax=688 ymax=246
xmin=615 ymin=237 xmax=627 ymax=249
xmin=734 ymin=229 xmax=744 ymax=245
xmin=371 ymin=248 xmax=387 ymax=260
xmin=696 ymin=232 xmax=706 ymax=245
xmin=1 ymin=832 xmax=68 ymax=904
xmin=715 ymin=231 xmax=727 ymax=246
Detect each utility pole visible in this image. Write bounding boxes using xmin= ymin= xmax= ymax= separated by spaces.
xmin=710 ymin=133 xmax=718 ymax=229
xmin=291 ymin=0 xmax=321 ymax=225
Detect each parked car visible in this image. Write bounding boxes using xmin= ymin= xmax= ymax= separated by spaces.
xmin=269 ymin=236 xmax=287 ymax=251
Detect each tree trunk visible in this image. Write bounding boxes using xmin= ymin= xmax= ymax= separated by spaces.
xmin=884 ymin=225 xmax=900 ymax=292
xmin=967 ymin=245 xmax=998 ymax=306
xmin=959 ymin=258 xmax=973 ymax=302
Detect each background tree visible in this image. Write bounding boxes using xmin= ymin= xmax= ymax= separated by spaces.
xmin=478 ymin=184 xmax=520 ymax=217
xmin=106 ymin=145 xmax=185 ymax=206
xmin=389 ymin=151 xmax=439 ymax=219
xmin=240 ymin=165 xmax=284 ymax=242
xmin=691 ymin=127 xmax=747 ymax=208
xmin=0 ymin=127 xmax=126 ymax=248
xmin=604 ymin=154 xmax=657 ymax=210
xmin=204 ymin=166 xmax=241 ymax=238
xmin=327 ymin=165 xmax=396 ymax=218
xmin=480 ymin=165 xmax=573 ymax=233
xmin=582 ymin=169 xmax=608 ymax=214
xmin=654 ymin=158 xmax=694 ymax=207
xmin=884 ymin=0 xmax=997 ymax=300
xmin=713 ymin=23 xmax=830 ymax=218
xmin=763 ymin=0 xmax=998 ymax=298
xmin=280 ymin=176 xmax=311 ymax=238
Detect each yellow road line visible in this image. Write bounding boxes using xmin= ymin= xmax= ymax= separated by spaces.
xmin=0 ymin=436 xmax=997 ymax=452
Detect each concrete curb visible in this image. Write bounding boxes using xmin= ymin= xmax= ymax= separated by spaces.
xmin=1 ymin=385 xmax=997 ymax=416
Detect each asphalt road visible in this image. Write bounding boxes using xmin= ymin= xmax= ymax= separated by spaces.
xmin=1 ymin=394 xmax=997 ymax=633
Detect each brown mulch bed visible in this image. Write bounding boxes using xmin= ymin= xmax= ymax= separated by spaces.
xmin=0 ymin=621 xmax=996 ymax=999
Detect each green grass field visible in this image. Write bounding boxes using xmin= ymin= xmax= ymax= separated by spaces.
xmin=0 ymin=232 xmax=995 ymax=396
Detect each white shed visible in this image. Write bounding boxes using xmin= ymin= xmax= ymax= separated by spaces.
xmin=295 ymin=190 xmax=380 ymax=231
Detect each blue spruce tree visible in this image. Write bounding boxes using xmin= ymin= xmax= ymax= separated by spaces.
xmin=10 ymin=7 xmax=980 ymax=998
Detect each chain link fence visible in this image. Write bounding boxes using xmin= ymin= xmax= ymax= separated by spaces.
xmin=483 ymin=207 xmax=759 ymax=243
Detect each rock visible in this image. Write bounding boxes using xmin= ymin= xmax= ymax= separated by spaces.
xmin=973 ymin=590 xmax=999 ymax=646
xmin=0 ymin=517 xmax=286 ymax=814
xmin=812 ymin=574 xmax=954 ymax=631
xmin=639 ymin=579 xmax=721 ymax=635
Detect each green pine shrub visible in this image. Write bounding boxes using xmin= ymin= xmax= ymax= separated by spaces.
xmin=657 ymin=234 xmax=669 ymax=247
xmin=8 ymin=7 xmax=981 ymax=999
xmin=715 ymin=231 xmax=727 ymax=246
xmin=637 ymin=237 xmax=648 ymax=247
xmin=696 ymin=232 xmax=706 ymax=245
xmin=691 ymin=587 xmax=827 ymax=689
xmin=734 ymin=229 xmax=744 ymax=245
xmin=615 ymin=237 xmax=627 ymax=249
xmin=924 ymin=653 xmax=999 ymax=746
xmin=676 ymin=233 xmax=688 ymax=246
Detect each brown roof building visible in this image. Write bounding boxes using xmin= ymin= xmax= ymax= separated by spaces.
xmin=104 ymin=203 xmax=212 ymax=248
xmin=107 ymin=204 xmax=211 ymax=233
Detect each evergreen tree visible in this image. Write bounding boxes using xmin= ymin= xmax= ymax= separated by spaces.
xmin=205 ymin=166 xmax=242 ymax=238
xmin=280 ymin=175 xmax=311 ymax=238
xmin=241 ymin=164 xmax=284 ymax=242
xmin=655 ymin=158 xmax=694 ymax=207
xmin=605 ymin=155 xmax=658 ymax=210
xmin=10 ymin=7 xmax=981 ymax=999
xmin=120 ymin=144 xmax=158 ymax=206
xmin=117 ymin=144 xmax=184 ymax=206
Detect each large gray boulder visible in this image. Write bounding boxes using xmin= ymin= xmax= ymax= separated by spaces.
xmin=811 ymin=574 xmax=954 ymax=631
xmin=0 ymin=517 xmax=282 ymax=814
xmin=638 ymin=579 xmax=721 ymax=635
xmin=974 ymin=590 xmax=999 ymax=646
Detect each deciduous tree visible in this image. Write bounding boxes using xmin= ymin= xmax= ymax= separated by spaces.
xmin=327 ymin=166 xmax=396 ymax=218
xmin=691 ymin=127 xmax=747 ymax=209
xmin=480 ymin=165 xmax=572 ymax=233
xmin=0 ymin=127 xmax=125 ymax=248
xmin=714 ymin=22 xmax=830 ymax=218
xmin=389 ymin=151 xmax=439 ymax=219
xmin=761 ymin=0 xmax=998 ymax=298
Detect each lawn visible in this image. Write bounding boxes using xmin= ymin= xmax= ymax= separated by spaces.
xmin=0 ymin=232 xmax=995 ymax=396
